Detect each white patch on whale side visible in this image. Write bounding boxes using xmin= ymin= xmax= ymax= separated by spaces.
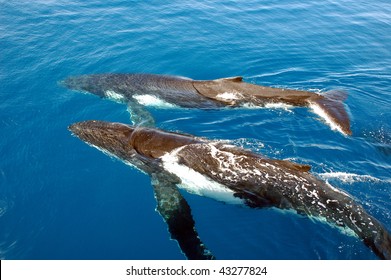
xmin=160 ymin=148 xmax=244 ymax=205
xmin=309 ymin=103 xmax=346 ymax=135
xmin=105 ymin=90 xmax=125 ymax=102
xmin=133 ymin=94 xmax=177 ymax=108
xmin=216 ymin=92 xmax=242 ymax=101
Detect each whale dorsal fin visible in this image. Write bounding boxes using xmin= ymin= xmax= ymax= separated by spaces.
xmin=277 ymin=160 xmax=311 ymax=172
xmin=217 ymin=76 xmax=243 ymax=83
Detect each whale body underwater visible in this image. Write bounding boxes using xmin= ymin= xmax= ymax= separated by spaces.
xmin=62 ymin=73 xmax=352 ymax=135
xmin=69 ymin=120 xmax=390 ymax=259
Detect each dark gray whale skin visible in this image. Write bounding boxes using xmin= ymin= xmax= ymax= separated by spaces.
xmin=62 ymin=73 xmax=352 ymax=135
xmin=69 ymin=120 xmax=390 ymax=259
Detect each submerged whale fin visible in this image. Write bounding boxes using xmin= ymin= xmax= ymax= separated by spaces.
xmin=151 ymin=172 xmax=215 ymax=260
xmin=309 ymin=90 xmax=352 ymax=135
xmin=127 ymin=99 xmax=155 ymax=127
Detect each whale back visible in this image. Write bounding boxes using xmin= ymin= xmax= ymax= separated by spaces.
xmin=130 ymin=127 xmax=202 ymax=159
xmin=193 ymin=77 xmax=313 ymax=106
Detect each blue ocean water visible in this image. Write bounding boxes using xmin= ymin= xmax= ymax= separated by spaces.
xmin=0 ymin=0 xmax=390 ymax=260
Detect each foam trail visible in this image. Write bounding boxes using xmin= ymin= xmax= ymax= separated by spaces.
xmin=318 ymin=172 xmax=381 ymax=184
xmin=264 ymin=102 xmax=294 ymax=112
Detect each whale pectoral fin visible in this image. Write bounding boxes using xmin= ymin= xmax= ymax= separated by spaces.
xmin=151 ymin=173 xmax=215 ymax=260
xmin=127 ymin=99 xmax=155 ymax=127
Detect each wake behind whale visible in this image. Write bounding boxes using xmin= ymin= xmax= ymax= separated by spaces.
xmin=68 ymin=120 xmax=390 ymax=259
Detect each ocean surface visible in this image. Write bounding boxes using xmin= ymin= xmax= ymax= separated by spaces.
xmin=1 ymin=0 xmax=390 ymax=260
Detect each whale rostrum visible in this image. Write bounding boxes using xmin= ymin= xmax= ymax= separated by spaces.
xmin=69 ymin=120 xmax=390 ymax=259
xmin=62 ymin=73 xmax=352 ymax=135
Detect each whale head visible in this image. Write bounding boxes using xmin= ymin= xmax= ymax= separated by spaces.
xmin=61 ymin=75 xmax=111 ymax=98
xmin=69 ymin=120 xmax=201 ymax=161
xmin=68 ymin=120 xmax=137 ymax=160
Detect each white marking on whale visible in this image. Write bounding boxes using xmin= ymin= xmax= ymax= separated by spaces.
xmin=133 ymin=94 xmax=178 ymax=108
xmin=161 ymin=147 xmax=243 ymax=205
xmin=105 ymin=90 xmax=125 ymax=102
xmin=216 ymin=92 xmax=242 ymax=101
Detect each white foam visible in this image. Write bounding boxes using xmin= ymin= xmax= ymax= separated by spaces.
xmin=238 ymin=103 xmax=263 ymax=109
xmin=133 ymin=94 xmax=177 ymax=108
xmin=105 ymin=90 xmax=125 ymax=102
xmin=325 ymin=181 xmax=351 ymax=197
xmin=161 ymin=148 xmax=243 ymax=205
xmin=318 ymin=172 xmax=381 ymax=184
xmin=309 ymin=103 xmax=346 ymax=135
xmin=264 ymin=102 xmax=294 ymax=111
xmin=239 ymin=102 xmax=293 ymax=111
xmin=162 ymin=117 xmax=194 ymax=124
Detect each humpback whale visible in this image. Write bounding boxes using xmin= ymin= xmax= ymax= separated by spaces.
xmin=68 ymin=120 xmax=390 ymax=259
xmin=62 ymin=73 xmax=352 ymax=135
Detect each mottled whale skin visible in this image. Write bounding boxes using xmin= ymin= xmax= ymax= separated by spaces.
xmin=62 ymin=73 xmax=352 ymax=135
xmin=69 ymin=120 xmax=390 ymax=259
